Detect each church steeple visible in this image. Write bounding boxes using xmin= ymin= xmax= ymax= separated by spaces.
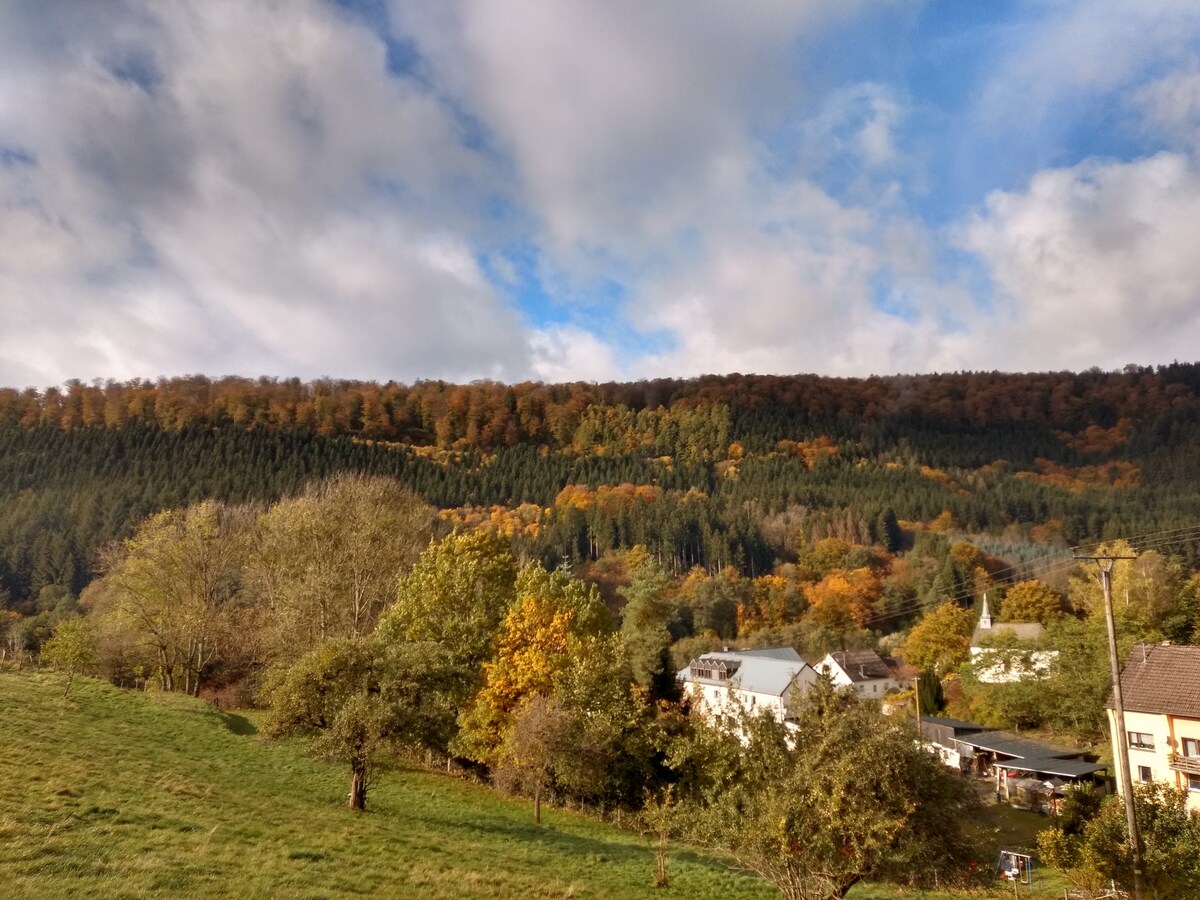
xmin=979 ymin=593 xmax=993 ymax=630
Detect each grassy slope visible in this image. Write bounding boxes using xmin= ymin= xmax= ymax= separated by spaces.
xmin=0 ymin=670 xmax=773 ymax=899
xmin=0 ymin=670 xmax=1076 ymax=899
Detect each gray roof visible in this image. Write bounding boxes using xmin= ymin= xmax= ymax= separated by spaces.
xmin=958 ymin=730 xmax=1083 ymax=760
xmin=1108 ymin=643 xmax=1200 ymax=718
xmin=995 ymin=757 xmax=1109 ymax=779
xmin=972 ymin=622 xmax=1045 ymax=644
xmin=679 ymin=648 xmax=815 ymax=696
xmin=824 ymin=649 xmax=895 ymax=681
xmin=733 ymin=647 xmax=804 ymax=661
xmin=921 ymin=716 xmax=989 ymax=734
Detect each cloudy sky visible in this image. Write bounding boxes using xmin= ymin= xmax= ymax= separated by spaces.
xmin=3 ymin=0 xmax=1200 ymax=388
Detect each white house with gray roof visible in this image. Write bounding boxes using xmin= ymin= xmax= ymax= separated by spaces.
xmin=969 ymin=595 xmax=1057 ymax=684
xmin=815 ymin=649 xmax=904 ymax=698
xmin=677 ymin=647 xmax=818 ymax=726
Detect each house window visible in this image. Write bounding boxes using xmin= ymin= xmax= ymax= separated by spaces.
xmin=1188 ymin=773 xmax=1200 ymax=793
xmin=1128 ymin=731 xmax=1155 ymax=750
xmin=1137 ymin=766 xmax=1152 ymax=784
xmin=1183 ymin=738 xmax=1200 ymax=758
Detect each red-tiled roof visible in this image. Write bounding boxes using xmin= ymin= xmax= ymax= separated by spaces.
xmin=1108 ymin=643 xmax=1200 ymax=718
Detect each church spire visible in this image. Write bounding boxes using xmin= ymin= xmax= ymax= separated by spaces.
xmin=979 ymin=592 xmax=992 ymax=630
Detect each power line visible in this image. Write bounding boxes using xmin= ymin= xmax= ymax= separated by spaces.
xmin=859 ymin=522 xmax=1200 ymax=629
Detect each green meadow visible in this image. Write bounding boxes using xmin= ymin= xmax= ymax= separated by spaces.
xmin=0 ymin=670 xmax=1072 ymax=899
xmin=0 ymin=670 xmax=776 ymax=899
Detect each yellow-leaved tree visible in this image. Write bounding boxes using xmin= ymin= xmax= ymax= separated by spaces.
xmin=455 ymin=563 xmax=608 ymax=765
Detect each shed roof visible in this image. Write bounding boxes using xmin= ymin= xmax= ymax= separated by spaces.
xmin=1107 ymin=643 xmax=1200 ymax=719
xmin=996 ymin=757 xmax=1109 ymax=779
xmin=957 ymin=730 xmax=1082 ymax=760
xmin=921 ymin=715 xmax=989 ymax=734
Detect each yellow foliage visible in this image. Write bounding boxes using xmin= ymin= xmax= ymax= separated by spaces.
xmin=1015 ymin=459 xmax=1140 ymax=492
xmin=804 ymin=568 xmax=881 ymax=630
xmin=774 ymin=436 xmax=838 ymax=468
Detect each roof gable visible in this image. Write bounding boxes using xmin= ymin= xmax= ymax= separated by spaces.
xmin=972 ymin=621 xmax=1045 ymax=645
xmin=822 ymin=649 xmax=895 ymax=682
xmin=1108 ymin=643 xmax=1200 ymax=718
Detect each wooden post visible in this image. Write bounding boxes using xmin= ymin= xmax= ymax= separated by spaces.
xmin=913 ymin=674 xmax=922 ymax=734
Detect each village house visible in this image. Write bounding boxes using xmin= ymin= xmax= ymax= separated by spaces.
xmin=969 ymin=594 xmax=1057 ymax=683
xmin=1107 ymin=642 xmax=1200 ymax=813
xmin=814 ymin=648 xmax=904 ymax=698
xmin=677 ymin=647 xmax=818 ymax=726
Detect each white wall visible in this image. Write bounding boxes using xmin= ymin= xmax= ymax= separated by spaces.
xmin=970 ymin=647 xmax=1057 ymax=684
xmin=683 ymin=681 xmax=787 ymax=724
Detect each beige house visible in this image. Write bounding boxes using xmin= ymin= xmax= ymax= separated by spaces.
xmin=1106 ymin=643 xmax=1200 ymax=812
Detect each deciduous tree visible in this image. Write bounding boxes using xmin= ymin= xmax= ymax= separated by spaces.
xmin=250 ymin=475 xmax=437 ymax=664
xmin=263 ymin=637 xmax=465 ymax=810
xmin=670 ymin=679 xmax=982 ymax=900
xmin=40 ymin=616 xmax=97 ymax=697
xmin=1038 ymin=783 xmax=1200 ymax=897
xmin=377 ymin=530 xmax=517 ymax=685
xmin=999 ymin=579 xmax=1064 ymax=625
xmin=900 ymin=602 xmax=974 ymax=675
xmin=92 ymin=500 xmax=249 ymax=694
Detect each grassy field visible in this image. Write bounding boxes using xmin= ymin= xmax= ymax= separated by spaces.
xmin=0 ymin=669 xmax=1074 ymax=899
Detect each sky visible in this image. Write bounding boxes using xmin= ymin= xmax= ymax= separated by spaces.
xmin=3 ymin=0 xmax=1200 ymax=389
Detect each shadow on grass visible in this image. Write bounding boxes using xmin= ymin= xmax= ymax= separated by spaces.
xmin=218 ymin=712 xmax=259 ymax=736
xmin=462 ymin=815 xmax=754 ymax=880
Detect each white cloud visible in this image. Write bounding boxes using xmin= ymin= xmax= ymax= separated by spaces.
xmin=529 ymin=324 xmax=623 ymax=383
xmin=0 ymin=0 xmax=529 ymax=387
xmin=6 ymin=0 xmax=1200 ymax=389
xmin=396 ymin=0 xmax=856 ymax=259
xmin=960 ymin=152 xmax=1200 ymax=370
xmin=1132 ymin=68 xmax=1200 ymax=152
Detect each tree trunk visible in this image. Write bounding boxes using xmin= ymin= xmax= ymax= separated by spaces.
xmin=348 ymin=759 xmax=367 ymax=811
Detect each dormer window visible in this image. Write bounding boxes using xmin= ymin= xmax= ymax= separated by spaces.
xmin=689 ymin=657 xmax=741 ymax=681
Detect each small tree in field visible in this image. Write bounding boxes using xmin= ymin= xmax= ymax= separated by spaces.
xmin=41 ymin=617 xmax=97 ymax=697
xmin=494 ymin=694 xmax=572 ymax=823
xmin=264 ymin=637 xmax=465 ymax=810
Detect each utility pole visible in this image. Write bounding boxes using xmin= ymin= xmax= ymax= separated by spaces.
xmin=913 ymin=674 xmax=922 ymax=734
xmin=1075 ymin=551 xmax=1145 ymax=900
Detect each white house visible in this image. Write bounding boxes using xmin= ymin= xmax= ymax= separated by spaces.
xmin=970 ymin=595 xmax=1057 ymax=683
xmin=677 ymin=647 xmax=818 ymax=726
xmin=1107 ymin=642 xmax=1200 ymax=813
xmin=815 ymin=649 xmax=904 ymax=698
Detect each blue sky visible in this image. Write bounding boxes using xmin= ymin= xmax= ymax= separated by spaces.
xmin=2 ymin=0 xmax=1200 ymax=387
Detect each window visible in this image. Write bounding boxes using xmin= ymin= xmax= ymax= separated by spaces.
xmin=1188 ymin=773 xmax=1200 ymax=793
xmin=1128 ymin=731 xmax=1155 ymax=750
xmin=1138 ymin=766 xmax=1152 ymax=784
xmin=1183 ymin=738 xmax=1200 ymax=758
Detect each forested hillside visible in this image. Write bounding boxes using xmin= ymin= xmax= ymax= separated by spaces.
xmin=5 ymin=365 xmax=1200 ymax=613
xmin=10 ymin=366 xmax=1200 ymax=898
